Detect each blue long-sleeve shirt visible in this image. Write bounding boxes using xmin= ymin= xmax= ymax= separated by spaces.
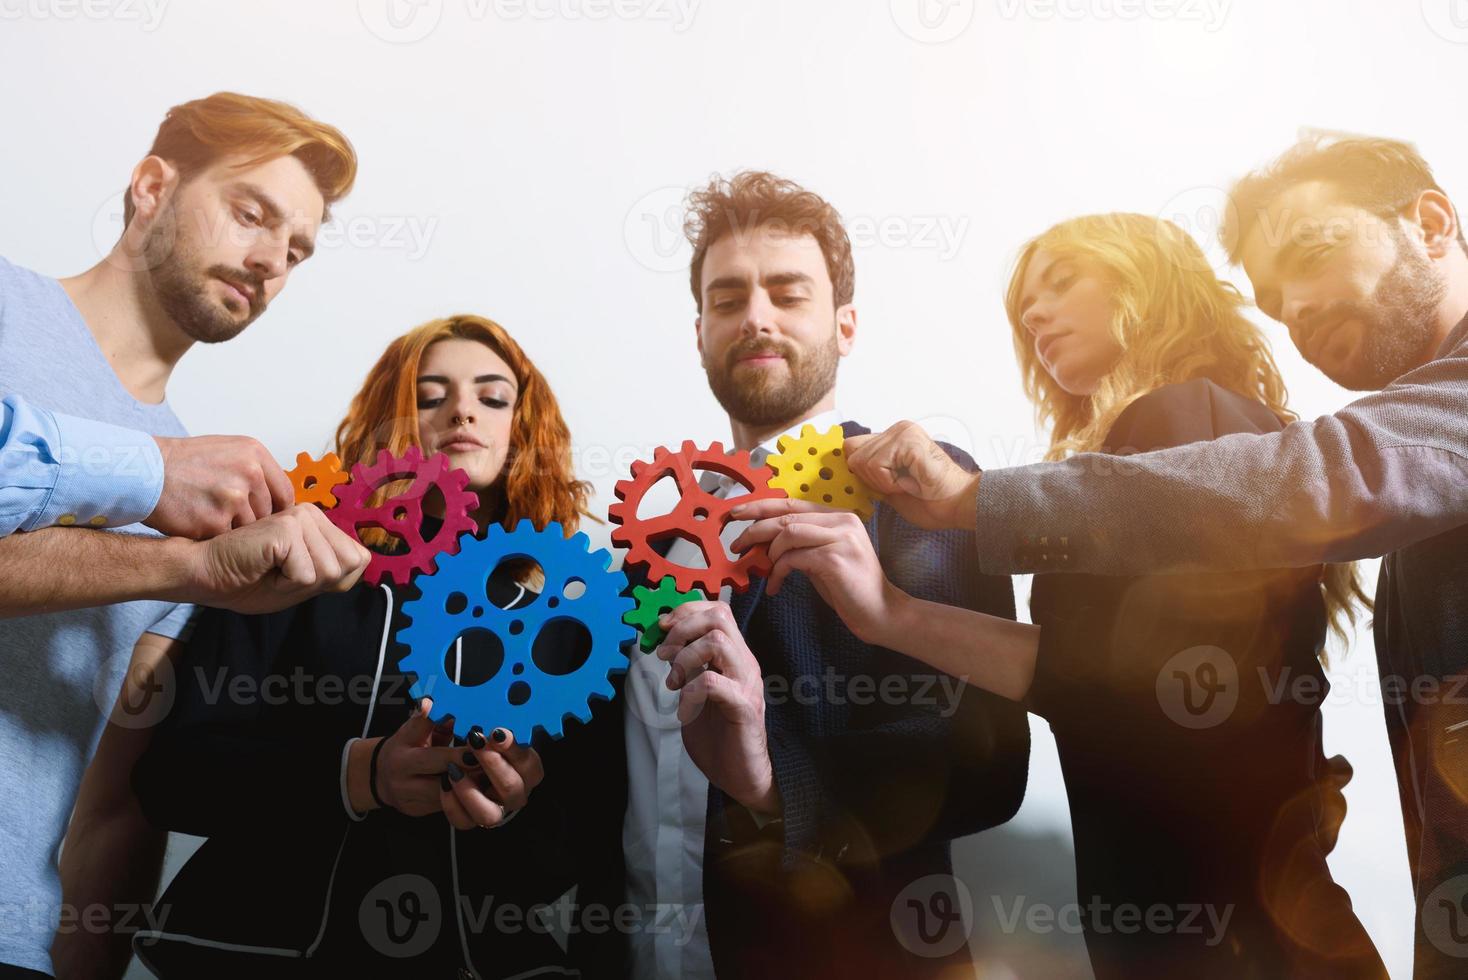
xmin=0 ymin=392 xmax=166 ymax=535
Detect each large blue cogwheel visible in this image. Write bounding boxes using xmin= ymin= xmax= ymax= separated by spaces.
xmin=398 ymin=520 xmax=635 ymax=743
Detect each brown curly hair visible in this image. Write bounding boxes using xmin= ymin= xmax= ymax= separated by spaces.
xmin=683 ymin=170 xmax=855 ymax=313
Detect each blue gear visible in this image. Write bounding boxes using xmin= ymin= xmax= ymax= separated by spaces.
xmin=398 ymin=520 xmax=635 ymax=743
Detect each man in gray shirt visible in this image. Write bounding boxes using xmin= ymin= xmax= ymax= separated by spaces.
xmin=0 ymin=92 xmax=370 ymax=979
xmin=836 ymin=135 xmax=1467 ymax=979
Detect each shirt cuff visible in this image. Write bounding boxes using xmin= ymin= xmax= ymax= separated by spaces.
xmin=341 ymin=738 xmax=368 ymax=822
xmin=28 ymin=414 xmax=165 ymax=531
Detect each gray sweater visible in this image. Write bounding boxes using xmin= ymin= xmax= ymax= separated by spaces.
xmin=975 ymin=312 xmax=1468 ymax=575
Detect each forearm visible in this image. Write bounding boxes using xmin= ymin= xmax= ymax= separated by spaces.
xmin=976 ymin=386 xmax=1468 ymax=576
xmin=53 ymin=799 xmax=167 ymax=980
xmin=879 ymin=592 xmax=1039 ymax=703
xmin=0 ymin=527 xmax=195 ymax=618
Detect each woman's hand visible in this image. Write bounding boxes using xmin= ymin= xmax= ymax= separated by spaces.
xmin=348 ymin=698 xmax=463 ymax=817
xmin=728 ymin=497 xmax=910 ymax=648
xmin=440 ymin=724 xmax=545 ymax=831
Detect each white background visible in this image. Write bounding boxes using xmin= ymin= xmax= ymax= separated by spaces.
xmin=5 ymin=0 xmax=1462 ymax=975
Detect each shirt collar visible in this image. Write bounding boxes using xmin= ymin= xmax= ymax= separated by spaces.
xmin=750 ymin=407 xmax=846 ymax=468
xmin=702 ymin=407 xmax=846 ymax=496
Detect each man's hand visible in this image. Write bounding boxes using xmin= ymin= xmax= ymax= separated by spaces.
xmin=147 ymin=435 xmax=295 ymax=539
xmin=182 ymin=503 xmax=371 ymax=614
xmin=729 ymin=497 xmax=907 ymax=648
xmin=844 ymin=421 xmax=981 ymax=531
xmin=657 ymin=600 xmax=780 ymax=816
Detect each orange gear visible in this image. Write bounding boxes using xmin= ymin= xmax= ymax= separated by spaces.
xmin=609 ymin=441 xmax=787 ymax=595
xmin=287 ymin=451 xmax=350 ymax=508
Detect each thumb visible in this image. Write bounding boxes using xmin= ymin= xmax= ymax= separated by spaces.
xmin=398 ymin=698 xmax=438 ymax=746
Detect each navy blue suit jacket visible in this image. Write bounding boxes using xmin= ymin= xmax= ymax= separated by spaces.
xmin=633 ymin=422 xmax=1030 ymax=979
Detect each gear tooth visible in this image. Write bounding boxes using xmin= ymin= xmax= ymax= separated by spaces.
xmin=679 ymin=439 xmax=698 ymax=455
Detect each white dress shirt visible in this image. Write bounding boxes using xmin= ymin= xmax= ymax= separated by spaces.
xmin=622 ymin=408 xmax=844 ymax=980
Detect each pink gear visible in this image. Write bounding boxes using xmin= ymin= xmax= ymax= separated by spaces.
xmin=328 ymin=445 xmax=480 ymax=587
xmin=608 ymin=440 xmax=787 ymax=594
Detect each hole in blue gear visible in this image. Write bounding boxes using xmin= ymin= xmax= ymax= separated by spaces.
xmin=508 ymin=681 xmax=531 ymax=706
xmin=438 ymin=628 xmax=504 ymax=688
xmin=533 ymin=618 xmax=592 ymax=676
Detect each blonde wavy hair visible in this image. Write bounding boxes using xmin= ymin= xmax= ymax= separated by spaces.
xmin=1003 ymin=212 xmax=1369 ymax=657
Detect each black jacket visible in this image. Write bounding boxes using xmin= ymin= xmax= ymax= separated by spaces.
xmin=685 ymin=422 xmax=1031 ymax=979
xmin=131 ymin=568 xmax=630 ymax=979
xmin=1026 ymin=380 xmax=1385 ymax=979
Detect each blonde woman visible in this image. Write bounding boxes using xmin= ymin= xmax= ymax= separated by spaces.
xmin=730 ymin=215 xmax=1386 ymax=978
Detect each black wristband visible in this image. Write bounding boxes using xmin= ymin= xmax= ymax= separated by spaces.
xmin=368 ymin=737 xmax=388 ymax=810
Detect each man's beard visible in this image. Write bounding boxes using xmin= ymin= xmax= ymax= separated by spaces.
xmin=1310 ymin=226 xmax=1446 ymax=391
xmin=143 ymin=201 xmax=266 ymax=345
xmin=703 ymin=330 xmax=840 ymax=429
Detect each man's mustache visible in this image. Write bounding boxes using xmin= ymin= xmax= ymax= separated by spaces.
xmin=725 ymin=340 xmax=795 ymax=368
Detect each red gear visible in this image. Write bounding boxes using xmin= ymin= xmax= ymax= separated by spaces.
xmin=328 ymin=445 xmax=480 ymax=587
xmin=609 ymin=440 xmax=787 ymax=594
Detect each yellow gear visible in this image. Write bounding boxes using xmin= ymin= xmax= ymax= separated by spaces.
xmin=765 ymin=424 xmax=879 ymax=519
xmin=287 ymin=451 xmax=350 ymax=508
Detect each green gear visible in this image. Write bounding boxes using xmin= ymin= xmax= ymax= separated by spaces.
xmin=624 ymin=576 xmax=706 ymax=652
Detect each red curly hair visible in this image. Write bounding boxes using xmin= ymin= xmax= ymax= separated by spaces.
xmin=333 ymin=314 xmax=593 ymax=545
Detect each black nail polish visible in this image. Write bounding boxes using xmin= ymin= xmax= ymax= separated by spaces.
xmin=447 ymin=762 xmax=464 ymax=783
xmin=440 ymin=772 xmax=451 ymax=792
xmin=491 ymin=728 xmax=508 ymax=744
xmin=468 ymin=728 xmax=486 ymax=750
xmin=462 ymin=750 xmax=479 ymax=768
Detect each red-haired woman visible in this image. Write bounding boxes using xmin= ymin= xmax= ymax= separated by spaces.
xmin=130 ymin=315 xmax=628 ymax=978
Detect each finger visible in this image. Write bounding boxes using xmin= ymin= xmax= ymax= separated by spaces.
xmin=245 ymin=477 xmax=273 ymax=528
xmin=841 ymin=433 xmax=874 ymax=455
xmin=734 ymin=511 xmax=853 ymax=555
xmin=447 ymin=764 xmax=507 ymax=827
xmin=666 ymin=629 xmax=741 ymax=691
xmin=398 ymin=698 xmax=439 ymax=747
xmin=677 ymin=669 xmax=748 ymax=726
xmin=259 ymin=450 xmax=296 ymax=514
xmin=727 ymin=496 xmax=834 ymax=523
xmin=272 ymin=515 xmax=317 ymax=589
xmin=440 ymin=779 xmax=477 ymax=830
xmin=475 ymin=750 xmax=529 ymax=809
xmin=767 ymin=521 xmax=848 ymax=567
xmin=321 ymin=513 xmax=371 ymax=589
xmin=657 ymin=602 xmax=735 ymax=657
xmin=766 ymin=548 xmax=822 ymax=596
xmin=298 ymin=511 xmax=344 ymax=588
xmin=471 ymin=728 xmax=545 ymax=786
